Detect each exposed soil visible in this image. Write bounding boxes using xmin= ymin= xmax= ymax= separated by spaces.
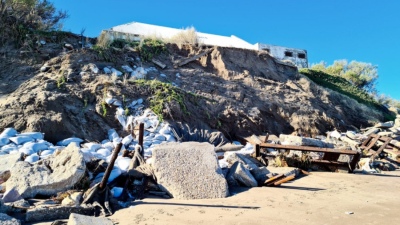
xmin=0 ymin=36 xmax=385 ymax=143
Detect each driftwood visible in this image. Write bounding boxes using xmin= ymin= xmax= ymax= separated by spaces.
xmin=152 ymin=58 xmax=166 ymax=69
xmin=174 ymin=48 xmax=213 ymax=68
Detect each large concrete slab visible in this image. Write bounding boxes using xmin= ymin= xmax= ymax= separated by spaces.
xmin=280 ymin=134 xmax=333 ymax=148
xmin=67 ymin=213 xmax=113 ymax=225
xmin=0 ymin=153 xmax=22 ymax=175
xmin=152 ymin=142 xmax=229 ymax=199
xmin=7 ymin=144 xmax=86 ymax=198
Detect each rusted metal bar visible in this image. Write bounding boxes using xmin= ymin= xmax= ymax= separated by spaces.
xmin=374 ymin=138 xmax=391 ymax=156
xmin=264 ymin=174 xmax=285 ymax=186
xmin=259 ymin=143 xmax=358 ymax=155
xmin=138 ymin=122 xmax=144 ymax=158
xmin=274 ymin=174 xmax=296 ymax=186
xmin=255 ymin=144 xmax=261 ymax=157
xmin=263 ymin=133 xmax=270 ymax=143
xmin=99 ymin=142 xmax=123 ymax=190
xmin=349 ymin=152 xmax=361 ymax=172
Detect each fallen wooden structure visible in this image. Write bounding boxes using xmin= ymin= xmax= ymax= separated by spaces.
xmin=173 ymin=48 xmax=213 ymax=68
xmin=264 ymin=169 xmax=309 ymax=187
xmin=255 ymin=142 xmax=361 ymax=173
xmin=361 ymin=133 xmax=400 ymax=162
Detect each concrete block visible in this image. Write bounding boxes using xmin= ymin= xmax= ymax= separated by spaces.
xmin=0 ymin=153 xmax=22 ymax=175
xmin=25 ymin=206 xmax=95 ymax=222
xmin=152 ymin=142 xmax=229 ymax=199
xmin=7 ymin=144 xmax=86 ymax=198
xmin=279 ymin=134 xmax=333 ymax=148
xmin=67 ymin=213 xmax=113 ymax=225
xmin=0 ymin=213 xmax=20 ymax=225
xmin=226 ymin=162 xmax=257 ymax=187
xmin=374 ymin=121 xmax=394 ymax=128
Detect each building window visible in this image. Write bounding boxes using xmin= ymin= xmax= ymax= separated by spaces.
xmin=262 ymin=48 xmax=270 ymax=53
xmin=284 ymin=51 xmax=293 ymax=57
xmin=298 ymin=53 xmax=306 ymax=59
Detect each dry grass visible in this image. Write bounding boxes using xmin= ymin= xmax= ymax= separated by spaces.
xmin=167 ymin=26 xmax=199 ymax=48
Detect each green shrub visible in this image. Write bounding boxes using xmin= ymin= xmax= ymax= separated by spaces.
xmin=300 ymin=68 xmax=395 ymax=121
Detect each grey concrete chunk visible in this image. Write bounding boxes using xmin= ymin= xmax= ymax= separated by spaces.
xmin=25 ymin=206 xmax=95 ymax=222
xmin=279 ymin=134 xmax=334 ymax=148
xmin=374 ymin=121 xmax=394 ymax=128
xmin=250 ymin=167 xmax=270 ymax=184
xmin=0 ymin=153 xmax=22 ymax=175
xmin=67 ymin=213 xmax=113 ymax=225
xmin=363 ymin=127 xmax=380 ymax=136
xmin=0 ymin=213 xmax=21 ymax=225
xmin=225 ymin=153 xmax=261 ymax=171
xmin=7 ymin=144 xmax=86 ymax=198
xmin=227 ymin=162 xmax=257 ymax=187
xmin=152 ymin=142 xmax=229 ymax=199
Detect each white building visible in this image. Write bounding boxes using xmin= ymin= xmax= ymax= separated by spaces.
xmin=105 ymin=22 xmax=308 ymax=68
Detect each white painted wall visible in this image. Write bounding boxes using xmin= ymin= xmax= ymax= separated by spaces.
xmin=108 ymin=22 xmax=308 ymax=68
xmin=255 ymin=43 xmax=308 ymax=68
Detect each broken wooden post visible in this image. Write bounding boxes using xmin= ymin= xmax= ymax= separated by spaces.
xmin=255 ymin=144 xmax=261 ymax=157
xmin=263 ymin=133 xmax=270 ymax=143
xmin=173 ymin=48 xmax=213 ymax=68
xmin=152 ymin=58 xmax=166 ymax=69
xmin=99 ymin=143 xmax=123 ymax=190
xmin=138 ymin=122 xmax=144 ymax=158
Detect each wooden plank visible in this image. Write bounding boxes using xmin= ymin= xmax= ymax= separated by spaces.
xmin=255 ymin=144 xmax=261 ymax=157
xmin=322 ymin=152 xmax=340 ymax=161
xmin=311 ymin=159 xmax=348 ymax=166
xmin=264 ymin=174 xmax=285 ymax=186
xmin=273 ymin=174 xmax=296 ymax=186
xmin=374 ymin=138 xmax=391 ymax=156
xmin=263 ymin=133 xmax=270 ymax=143
xmin=174 ymin=48 xmax=213 ymax=68
xmin=259 ymin=143 xmax=358 ymax=155
xmin=151 ymin=58 xmax=166 ymax=69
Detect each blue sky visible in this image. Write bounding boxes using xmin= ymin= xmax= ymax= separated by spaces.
xmin=51 ymin=0 xmax=400 ymax=100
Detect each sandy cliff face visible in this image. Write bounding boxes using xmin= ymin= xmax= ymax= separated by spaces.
xmin=0 ymin=42 xmax=383 ymax=143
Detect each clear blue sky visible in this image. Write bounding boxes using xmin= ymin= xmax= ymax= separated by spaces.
xmin=51 ymin=0 xmax=400 ymax=100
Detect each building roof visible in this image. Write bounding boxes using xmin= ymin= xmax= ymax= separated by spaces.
xmin=110 ymin=22 xmax=257 ymax=49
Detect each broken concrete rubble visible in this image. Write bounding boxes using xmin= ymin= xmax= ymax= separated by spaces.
xmin=6 ymin=144 xmax=86 ymax=198
xmin=0 ymin=212 xmax=20 ymax=225
xmin=152 ymin=142 xmax=229 ymax=199
xmin=226 ymin=161 xmax=258 ymax=187
xmin=279 ymin=134 xmax=333 ymax=148
xmin=67 ymin=213 xmax=114 ymax=225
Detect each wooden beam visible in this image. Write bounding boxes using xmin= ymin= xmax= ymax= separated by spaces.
xmin=174 ymin=48 xmax=213 ymax=68
xmin=259 ymin=143 xmax=358 ymax=155
xmin=273 ymin=174 xmax=296 ymax=186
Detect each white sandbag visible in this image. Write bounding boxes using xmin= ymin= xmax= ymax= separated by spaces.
xmin=9 ymin=149 xmax=19 ymax=154
xmin=9 ymin=136 xmax=34 ymax=145
xmin=1 ymin=144 xmax=17 ymax=153
xmin=40 ymin=150 xmax=54 ymax=156
xmin=122 ymin=135 xmax=133 ymax=146
xmin=103 ymin=67 xmax=112 ymax=74
xmin=102 ymin=142 xmax=114 ymax=151
xmin=1 ymin=128 xmax=18 ymax=137
xmin=122 ymin=65 xmax=133 ymax=73
xmin=131 ymin=67 xmax=147 ymax=79
xmin=111 ymin=68 xmax=123 ymax=76
xmin=19 ymin=147 xmax=34 ymax=155
xmin=111 ymin=187 xmax=123 ymax=198
xmin=144 ymin=147 xmax=153 ymax=157
xmin=22 ymin=142 xmax=48 ymax=153
xmin=108 ymin=129 xmax=119 ymax=141
xmin=56 ymin=137 xmax=83 ymax=146
xmin=0 ymin=136 xmax=10 ymax=146
xmin=164 ymin=134 xmax=176 ymax=142
xmin=113 ymin=100 xmax=122 ymax=107
xmin=95 ymin=167 xmax=121 ymax=184
xmin=25 ymin=154 xmax=39 ymax=163
xmin=97 ymin=148 xmax=111 ymax=157
xmin=17 ymin=132 xmax=44 ymax=140
xmin=116 ymin=114 xmax=126 ymax=128
xmin=153 ymin=134 xmax=166 ymax=141
xmin=105 ymin=98 xmax=115 ymax=105
xmin=82 ymin=143 xmax=102 ymax=152
xmin=116 ymin=157 xmax=130 ymax=172
xmin=151 ymin=140 xmax=162 ymax=146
